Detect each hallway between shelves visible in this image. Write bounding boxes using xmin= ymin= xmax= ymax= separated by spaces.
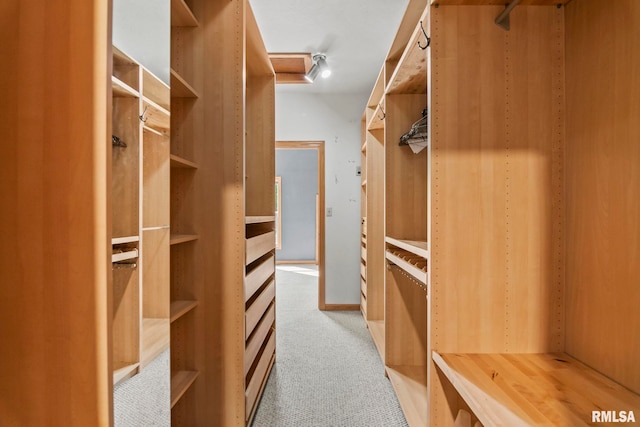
xmin=252 ymin=265 xmax=407 ymax=427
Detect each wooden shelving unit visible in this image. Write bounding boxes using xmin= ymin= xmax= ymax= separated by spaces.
xmin=111 ymin=46 xmax=170 ymax=386
xmin=360 ymin=1 xmax=640 ymax=426
xmin=169 ymin=0 xmax=201 ymax=423
xmin=168 ymin=0 xmax=275 ymax=425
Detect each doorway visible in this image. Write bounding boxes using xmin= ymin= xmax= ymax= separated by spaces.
xmin=275 ymin=141 xmax=326 ymax=310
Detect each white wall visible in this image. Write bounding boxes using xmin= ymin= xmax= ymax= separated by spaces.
xmin=276 ymin=92 xmax=366 ymax=304
xmin=113 ymin=0 xmax=170 ymax=84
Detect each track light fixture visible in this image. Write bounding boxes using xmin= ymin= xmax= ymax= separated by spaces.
xmin=304 ymin=54 xmax=331 ymax=83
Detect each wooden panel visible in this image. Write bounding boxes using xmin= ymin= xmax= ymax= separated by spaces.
xmin=141 ymin=318 xmax=170 ymax=367
xmin=143 ymin=128 xmax=170 ymax=228
xmin=430 ymin=4 xmax=563 ymax=354
xmin=365 ymin=120 xmax=386 ymax=321
xmin=246 ymin=231 xmax=275 ymax=265
xmin=0 ymin=1 xmax=110 ymax=424
xmin=386 ymin=366 xmax=428 ymax=427
xmin=434 ymin=352 xmax=640 ymax=426
xmin=245 ymin=255 xmax=275 ymax=302
xmin=385 ymin=94 xmax=427 ymax=240
xmin=386 ymin=269 xmax=427 ymax=367
xmin=360 ymin=262 xmax=366 ymax=280
xmin=368 ymin=320 xmax=386 ymax=363
xmin=244 ymin=304 xmax=275 ymax=376
xmin=112 ymin=97 xmax=140 ymax=238
xmin=245 ymin=280 xmax=275 ymax=340
xmin=112 ymin=267 xmax=141 ymax=368
xmin=429 ymin=6 xmax=565 ymax=426
xmin=142 ymin=228 xmax=170 ymax=318
xmin=564 ymin=0 xmax=640 ymax=394
xmin=361 ymin=278 xmax=367 ymax=297
xmin=245 ymin=73 xmax=276 ymax=216
xmin=245 ymin=332 xmax=276 ymax=420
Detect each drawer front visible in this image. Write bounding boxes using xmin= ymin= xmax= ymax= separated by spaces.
xmin=246 ymin=231 xmax=276 ymax=265
xmin=245 ymin=279 xmax=275 ymax=339
xmin=245 ymin=254 xmax=275 ymax=302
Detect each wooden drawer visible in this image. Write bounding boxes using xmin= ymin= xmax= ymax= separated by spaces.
xmin=245 ymin=331 xmax=276 ymax=420
xmin=361 ymin=278 xmax=367 ymax=297
xmin=360 ymin=262 xmax=366 ymax=280
xmin=245 ymin=254 xmax=275 ymax=303
xmin=246 ymin=231 xmax=275 ymax=265
xmin=245 ymin=279 xmax=275 ymax=339
xmin=245 ymin=303 xmax=275 ymax=376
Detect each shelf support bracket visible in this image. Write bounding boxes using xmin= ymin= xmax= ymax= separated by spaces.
xmin=495 ymin=0 xmax=523 ymax=31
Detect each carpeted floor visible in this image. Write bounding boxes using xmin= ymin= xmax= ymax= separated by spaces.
xmin=251 ymin=265 xmax=408 ymax=427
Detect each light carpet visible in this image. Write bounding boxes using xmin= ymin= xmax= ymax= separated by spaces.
xmin=251 ymin=265 xmax=408 ymax=427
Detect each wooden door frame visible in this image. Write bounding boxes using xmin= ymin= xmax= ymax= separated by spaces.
xmin=275 ymin=141 xmax=326 ymax=310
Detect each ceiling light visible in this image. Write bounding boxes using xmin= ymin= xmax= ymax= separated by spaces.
xmin=304 ymin=54 xmax=330 ymax=83
xmin=316 ymin=55 xmax=331 ymax=78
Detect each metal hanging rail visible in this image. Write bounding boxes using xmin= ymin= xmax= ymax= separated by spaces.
xmin=495 ymin=0 xmax=523 ymax=31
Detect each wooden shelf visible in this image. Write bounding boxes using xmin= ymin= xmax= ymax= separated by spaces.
xmin=245 ymin=216 xmax=276 ymax=224
xmin=113 ymin=362 xmax=139 ymax=386
xmin=386 ymin=6 xmax=429 ymax=95
xmin=143 ymin=68 xmax=170 ymax=110
xmin=112 ymin=76 xmax=139 ymax=98
xmin=142 ymin=125 xmax=164 ymax=138
xmin=170 ymin=300 xmax=198 ymax=323
xmin=386 ymin=237 xmax=428 ymax=259
xmin=386 ymin=365 xmax=428 ymax=427
xmin=170 ymin=69 xmax=200 ymax=98
xmin=171 ymin=0 xmax=199 ymax=27
xmin=111 ymin=248 xmax=139 ymax=263
xmin=386 ymin=249 xmax=427 ymax=285
xmin=142 ymin=98 xmax=170 ymax=134
xmin=112 ymin=235 xmax=139 ymax=245
xmin=367 ymin=319 xmax=385 ymax=362
xmin=361 ymin=141 xmax=367 ymax=152
xmin=141 ymin=318 xmax=170 ymax=367
xmin=170 ymin=154 xmax=199 ymax=169
xmin=433 ymin=352 xmax=640 ymax=426
xmin=367 ymin=102 xmax=385 ymax=131
xmin=171 ymin=370 xmax=200 ymax=408
xmin=362 ymin=180 xmax=367 ymax=188
xmin=170 ymin=234 xmax=199 ymax=245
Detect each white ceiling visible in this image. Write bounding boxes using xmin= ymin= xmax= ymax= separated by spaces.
xmin=250 ymin=0 xmax=410 ymax=95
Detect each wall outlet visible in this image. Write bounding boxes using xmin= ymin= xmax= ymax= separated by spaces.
xmin=326 ymin=207 xmax=333 ymax=217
